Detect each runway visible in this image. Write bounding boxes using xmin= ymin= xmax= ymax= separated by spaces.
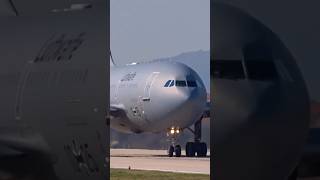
xmin=110 ymin=149 xmax=210 ymax=175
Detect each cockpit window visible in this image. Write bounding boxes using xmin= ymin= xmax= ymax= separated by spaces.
xmin=164 ymin=80 xmax=171 ymax=87
xmin=164 ymin=80 xmax=196 ymax=87
xmin=187 ymin=80 xmax=197 ymax=87
xmin=169 ymin=80 xmax=175 ymax=87
xmin=243 ymin=43 xmax=279 ymax=80
xmin=212 ymin=60 xmax=245 ymax=79
xmin=176 ymin=80 xmax=186 ymax=87
xmin=245 ymin=60 xmax=278 ymax=80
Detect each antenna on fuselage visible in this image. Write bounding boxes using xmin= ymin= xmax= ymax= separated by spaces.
xmin=110 ymin=50 xmax=116 ymax=66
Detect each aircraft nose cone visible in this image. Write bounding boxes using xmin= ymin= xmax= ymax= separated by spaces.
xmin=177 ymin=88 xmax=192 ymax=101
xmin=177 ymin=87 xmax=203 ymax=104
xmin=174 ymin=86 xmax=207 ymax=123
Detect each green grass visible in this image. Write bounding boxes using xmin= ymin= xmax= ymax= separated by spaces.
xmin=110 ymin=168 xmax=210 ymax=180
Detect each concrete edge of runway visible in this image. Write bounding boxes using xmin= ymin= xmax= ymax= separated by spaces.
xmin=110 ymin=148 xmax=211 ymax=175
xmin=110 ymin=148 xmax=211 ymax=156
xmin=111 ymin=167 xmax=211 ymax=175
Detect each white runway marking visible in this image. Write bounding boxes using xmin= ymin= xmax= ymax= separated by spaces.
xmin=110 ymin=149 xmax=210 ymax=175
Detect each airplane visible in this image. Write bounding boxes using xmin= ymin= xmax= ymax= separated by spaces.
xmin=212 ymin=2 xmax=310 ymax=180
xmin=110 ymin=58 xmax=208 ymax=157
xmin=0 ymin=1 xmax=108 ymax=179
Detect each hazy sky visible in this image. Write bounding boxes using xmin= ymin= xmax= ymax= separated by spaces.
xmin=111 ymin=0 xmax=210 ymax=65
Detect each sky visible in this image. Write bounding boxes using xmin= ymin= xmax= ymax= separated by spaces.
xmin=111 ymin=0 xmax=210 ymax=65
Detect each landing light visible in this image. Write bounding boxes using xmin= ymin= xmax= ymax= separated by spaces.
xmin=170 ymin=129 xmax=175 ymax=134
xmin=176 ymin=129 xmax=180 ymax=134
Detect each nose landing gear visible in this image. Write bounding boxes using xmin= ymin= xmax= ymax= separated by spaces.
xmin=168 ymin=145 xmax=182 ymax=157
xmin=167 ymin=127 xmax=182 ymax=157
xmin=186 ymin=118 xmax=207 ymax=157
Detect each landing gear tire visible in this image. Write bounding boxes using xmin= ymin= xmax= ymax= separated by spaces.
xmin=168 ymin=145 xmax=174 ymax=157
xmin=185 ymin=117 xmax=208 ymax=157
xmin=186 ymin=142 xmax=207 ymax=157
xmin=175 ymin=145 xmax=181 ymax=157
xmin=197 ymin=142 xmax=207 ymax=157
xmin=186 ymin=142 xmax=195 ymax=157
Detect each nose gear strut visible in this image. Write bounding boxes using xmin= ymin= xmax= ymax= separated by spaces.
xmin=166 ymin=127 xmax=182 ymax=157
xmin=186 ymin=117 xmax=207 ymax=157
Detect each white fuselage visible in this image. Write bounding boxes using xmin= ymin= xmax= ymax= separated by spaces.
xmin=110 ymin=61 xmax=207 ymax=133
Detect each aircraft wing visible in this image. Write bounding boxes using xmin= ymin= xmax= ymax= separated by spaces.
xmin=110 ymin=104 xmax=127 ymax=119
xmin=110 ymin=104 xmax=144 ymax=133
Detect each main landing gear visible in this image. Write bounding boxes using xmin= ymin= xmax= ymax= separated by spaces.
xmin=185 ymin=118 xmax=207 ymax=157
xmin=166 ymin=117 xmax=207 ymax=157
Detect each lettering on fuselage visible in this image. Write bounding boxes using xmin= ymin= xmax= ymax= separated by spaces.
xmin=34 ymin=33 xmax=85 ymax=63
xmin=118 ymin=83 xmax=138 ymax=89
xmin=120 ymin=72 xmax=136 ymax=82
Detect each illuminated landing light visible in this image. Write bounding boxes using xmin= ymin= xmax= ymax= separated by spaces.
xmin=168 ymin=127 xmax=181 ymax=135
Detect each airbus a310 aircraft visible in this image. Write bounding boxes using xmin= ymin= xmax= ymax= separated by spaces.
xmin=213 ymin=2 xmax=310 ymax=180
xmin=110 ymin=59 xmax=208 ymax=157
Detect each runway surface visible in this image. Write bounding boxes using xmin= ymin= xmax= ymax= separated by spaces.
xmin=110 ymin=149 xmax=210 ymax=175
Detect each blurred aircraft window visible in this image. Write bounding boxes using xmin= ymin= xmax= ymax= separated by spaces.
xmin=245 ymin=60 xmax=279 ymax=81
xmin=212 ymin=60 xmax=245 ymax=79
xmin=187 ymin=80 xmax=197 ymax=87
xmin=176 ymin=80 xmax=187 ymax=87
xmin=164 ymin=80 xmax=172 ymax=87
xmin=242 ymin=42 xmax=279 ymax=81
xmin=169 ymin=80 xmax=175 ymax=87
